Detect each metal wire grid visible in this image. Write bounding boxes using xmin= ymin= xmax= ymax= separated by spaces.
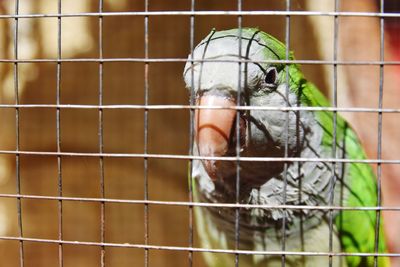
xmin=0 ymin=0 xmax=399 ymax=266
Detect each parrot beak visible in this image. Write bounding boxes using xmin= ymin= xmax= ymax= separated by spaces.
xmin=195 ymin=94 xmax=238 ymax=181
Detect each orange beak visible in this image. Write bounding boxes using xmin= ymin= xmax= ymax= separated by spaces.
xmin=195 ymin=95 xmax=237 ymax=181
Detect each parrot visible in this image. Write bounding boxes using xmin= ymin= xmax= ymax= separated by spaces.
xmin=183 ymin=28 xmax=390 ymax=267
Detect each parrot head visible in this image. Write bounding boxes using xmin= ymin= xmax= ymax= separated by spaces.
xmin=184 ymin=28 xmax=309 ymax=191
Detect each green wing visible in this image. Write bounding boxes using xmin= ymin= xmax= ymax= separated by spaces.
xmin=299 ymin=79 xmax=390 ymax=267
xmin=339 ymin=127 xmax=389 ymax=267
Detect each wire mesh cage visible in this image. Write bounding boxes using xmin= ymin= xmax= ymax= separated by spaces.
xmin=0 ymin=0 xmax=399 ymax=266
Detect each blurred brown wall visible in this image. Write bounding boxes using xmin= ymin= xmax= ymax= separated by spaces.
xmin=1 ymin=0 xmax=397 ymax=267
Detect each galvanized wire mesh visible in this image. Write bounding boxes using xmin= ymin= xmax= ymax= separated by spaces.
xmin=0 ymin=0 xmax=399 ymax=267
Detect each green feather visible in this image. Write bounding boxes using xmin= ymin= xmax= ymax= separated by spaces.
xmin=249 ymin=28 xmax=389 ymax=265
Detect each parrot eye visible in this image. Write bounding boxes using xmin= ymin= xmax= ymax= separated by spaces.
xmin=264 ymin=67 xmax=278 ymax=87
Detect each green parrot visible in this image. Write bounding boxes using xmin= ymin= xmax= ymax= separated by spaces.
xmin=183 ymin=28 xmax=390 ymax=267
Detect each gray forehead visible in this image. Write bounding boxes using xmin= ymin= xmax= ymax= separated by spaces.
xmin=193 ymin=35 xmax=263 ymax=59
xmin=183 ymin=36 xmax=266 ymax=92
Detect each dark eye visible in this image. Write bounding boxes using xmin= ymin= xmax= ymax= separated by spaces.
xmin=264 ymin=67 xmax=277 ymax=87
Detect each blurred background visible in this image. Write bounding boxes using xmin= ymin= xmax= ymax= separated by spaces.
xmin=0 ymin=0 xmax=398 ymax=266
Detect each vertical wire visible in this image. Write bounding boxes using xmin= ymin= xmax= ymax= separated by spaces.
xmin=187 ymin=0 xmax=195 ymax=266
xmin=328 ymin=0 xmax=339 ymax=266
xmin=235 ymin=1 xmax=243 ymax=266
xmin=13 ymin=0 xmax=24 ymax=266
xmin=98 ymin=0 xmax=106 ymax=266
xmin=281 ymin=1 xmax=291 ymax=266
xmin=143 ymin=0 xmax=150 ymax=266
xmin=374 ymin=0 xmax=384 ymax=266
xmin=56 ymin=1 xmax=63 ymax=266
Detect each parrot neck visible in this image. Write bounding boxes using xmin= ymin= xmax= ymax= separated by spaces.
xmin=193 ymin=108 xmax=344 ymax=237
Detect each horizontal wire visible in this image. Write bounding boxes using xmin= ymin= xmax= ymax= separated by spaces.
xmin=0 ymin=10 xmax=399 ymax=19
xmin=0 ymin=104 xmax=399 ymax=113
xmin=0 ymin=58 xmax=399 ymax=65
xmin=0 ymin=193 xmax=399 ymax=211
xmin=0 ymin=150 xmax=399 ymax=164
xmin=0 ymin=236 xmax=399 ymax=257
